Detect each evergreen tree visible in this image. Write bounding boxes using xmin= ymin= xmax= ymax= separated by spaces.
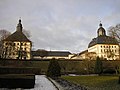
xmin=94 ymin=57 xmax=103 ymax=74
xmin=46 ymin=58 xmax=61 ymax=77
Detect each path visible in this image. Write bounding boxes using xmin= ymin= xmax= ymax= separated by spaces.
xmin=25 ymin=75 xmax=58 ymax=90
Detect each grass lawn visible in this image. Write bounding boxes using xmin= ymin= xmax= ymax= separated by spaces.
xmin=61 ymin=75 xmax=120 ymax=90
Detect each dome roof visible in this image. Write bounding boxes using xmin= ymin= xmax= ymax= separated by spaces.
xmin=88 ymin=23 xmax=118 ymax=48
xmin=88 ymin=35 xmax=119 ymax=48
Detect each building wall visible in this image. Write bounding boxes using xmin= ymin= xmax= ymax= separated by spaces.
xmin=88 ymin=44 xmax=119 ymax=60
xmin=33 ymin=56 xmax=69 ymax=59
xmin=3 ymin=41 xmax=31 ymax=59
xmin=71 ymin=52 xmax=96 ymax=60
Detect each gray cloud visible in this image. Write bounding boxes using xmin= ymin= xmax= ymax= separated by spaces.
xmin=30 ymin=16 xmax=98 ymax=52
xmin=0 ymin=0 xmax=120 ymax=53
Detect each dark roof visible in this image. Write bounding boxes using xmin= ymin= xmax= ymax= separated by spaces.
xmin=48 ymin=51 xmax=71 ymax=57
xmin=3 ymin=30 xmax=31 ymax=42
xmin=32 ymin=50 xmax=71 ymax=57
xmin=88 ymin=35 xmax=119 ymax=48
xmin=3 ymin=19 xmax=31 ymax=42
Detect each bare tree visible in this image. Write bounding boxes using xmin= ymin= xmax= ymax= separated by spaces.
xmin=23 ymin=29 xmax=31 ymax=39
xmin=18 ymin=29 xmax=31 ymax=59
xmin=108 ymin=24 xmax=120 ymax=43
xmin=108 ymin=24 xmax=120 ymax=60
xmin=0 ymin=29 xmax=11 ymax=58
xmin=105 ymin=47 xmax=115 ymax=60
xmin=0 ymin=29 xmax=11 ymax=41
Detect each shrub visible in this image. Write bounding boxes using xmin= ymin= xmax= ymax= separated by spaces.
xmin=94 ymin=57 xmax=103 ymax=74
xmin=0 ymin=74 xmax=35 ymax=88
xmin=46 ymin=58 xmax=61 ymax=77
xmin=103 ymin=68 xmax=116 ymax=74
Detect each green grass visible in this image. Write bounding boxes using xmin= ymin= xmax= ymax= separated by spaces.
xmin=61 ymin=75 xmax=120 ymax=90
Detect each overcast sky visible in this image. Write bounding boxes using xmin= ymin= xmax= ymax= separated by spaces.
xmin=0 ymin=0 xmax=120 ymax=53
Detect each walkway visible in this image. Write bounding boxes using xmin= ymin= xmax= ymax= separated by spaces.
xmin=25 ymin=75 xmax=58 ymax=90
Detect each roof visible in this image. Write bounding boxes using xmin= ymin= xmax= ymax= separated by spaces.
xmin=3 ymin=19 xmax=31 ymax=42
xmin=3 ymin=30 xmax=31 ymax=42
xmin=88 ymin=35 xmax=119 ymax=48
xmin=88 ymin=23 xmax=119 ymax=48
xmin=48 ymin=51 xmax=71 ymax=57
xmin=32 ymin=50 xmax=71 ymax=57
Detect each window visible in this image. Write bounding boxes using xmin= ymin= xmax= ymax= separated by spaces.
xmin=21 ymin=43 xmax=23 ymax=46
xmin=17 ymin=43 xmax=19 ymax=45
xmin=101 ymin=46 xmax=102 ymax=48
xmin=13 ymin=53 xmax=15 ymax=55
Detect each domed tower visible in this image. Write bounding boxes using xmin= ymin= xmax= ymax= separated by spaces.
xmin=88 ymin=22 xmax=119 ymax=60
xmin=97 ymin=23 xmax=106 ymax=36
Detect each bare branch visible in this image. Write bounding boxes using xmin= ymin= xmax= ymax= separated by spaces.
xmin=108 ymin=24 xmax=120 ymax=43
xmin=0 ymin=29 xmax=11 ymax=41
xmin=23 ymin=29 xmax=31 ymax=39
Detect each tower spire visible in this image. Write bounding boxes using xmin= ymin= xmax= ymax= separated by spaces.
xmin=16 ymin=18 xmax=23 ymax=32
xmin=97 ymin=22 xmax=106 ymax=36
xmin=99 ymin=21 xmax=102 ymax=27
